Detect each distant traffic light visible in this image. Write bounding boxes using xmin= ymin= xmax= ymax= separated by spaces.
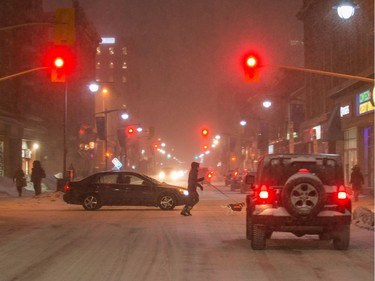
xmin=242 ymin=52 xmax=261 ymax=82
xmin=127 ymin=127 xmax=135 ymax=135
xmin=203 ymin=144 xmax=208 ymax=150
xmin=201 ymin=128 xmax=209 ymax=137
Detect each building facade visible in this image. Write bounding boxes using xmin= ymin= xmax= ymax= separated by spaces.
xmin=297 ymin=0 xmax=374 ymax=190
xmin=0 ymin=0 xmax=100 ymax=180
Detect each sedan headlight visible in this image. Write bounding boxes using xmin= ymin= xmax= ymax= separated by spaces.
xmin=179 ymin=188 xmax=189 ymax=196
xmin=158 ymin=171 xmax=166 ymax=180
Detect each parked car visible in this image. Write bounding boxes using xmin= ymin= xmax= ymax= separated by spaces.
xmin=224 ymin=170 xmax=234 ymax=186
xmin=230 ymin=169 xmax=248 ymax=191
xmin=63 ymin=171 xmax=189 ymax=211
xmin=245 ymin=154 xmax=352 ymax=250
xmin=240 ymin=171 xmax=256 ymax=194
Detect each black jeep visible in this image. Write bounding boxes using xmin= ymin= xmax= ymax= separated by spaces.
xmin=245 ymin=154 xmax=352 ymax=250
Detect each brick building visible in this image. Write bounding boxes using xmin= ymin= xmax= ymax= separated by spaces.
xmin=297 ymin=0 xmax=374 ymax=190
xmin=0 ymin=0 xmax=100 ymax=180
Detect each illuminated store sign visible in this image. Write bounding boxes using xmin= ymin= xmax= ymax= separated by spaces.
xmin=101 ymin=37 xmax=116 ymax=44
xmin=357 ymin=90 xmax=374 ymax=116
xmin=340 ymin=105 xmax=350 ymax=117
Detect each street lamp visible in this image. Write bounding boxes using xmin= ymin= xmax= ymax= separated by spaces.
xmin=334 ymin=0 xmax=358 ymax=19
xmin=262 ymin=100 xmax=272 ymax=108
xmin=88 ymin=83 xmax=99 ymax=92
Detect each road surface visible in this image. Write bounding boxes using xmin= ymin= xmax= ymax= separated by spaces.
xmin=0 ymin=184 xmax=373 ymax=281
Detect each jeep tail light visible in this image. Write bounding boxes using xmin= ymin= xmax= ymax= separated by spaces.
xmin=259 ymin=186 xmax=269 ymax=199
xmin=337 ymin=185 xmax=347 ymax=200
xmin=298 ymin=168 xmax=310 ymax=173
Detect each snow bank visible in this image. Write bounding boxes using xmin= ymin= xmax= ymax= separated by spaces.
xmin=0 ymin=176 xmax=56 ymax=198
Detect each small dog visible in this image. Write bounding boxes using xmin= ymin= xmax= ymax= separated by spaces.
xmin=223 ymin=202 xmax=245 ymax=215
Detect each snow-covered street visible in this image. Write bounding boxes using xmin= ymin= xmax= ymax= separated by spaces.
xmin=0 ymin=182 xmax=373 ymax=281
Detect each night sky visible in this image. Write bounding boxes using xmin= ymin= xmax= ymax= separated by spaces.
xmin=43 ymin=0 xmax=304 ymax=164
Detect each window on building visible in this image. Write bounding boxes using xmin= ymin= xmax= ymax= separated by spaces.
xmin=96 ymin=47 xmax=101 ymax=55
xmin=122 ymin=62 xmax=127 ymax=69
xmin=122 ymin=47 xmax=127 ymax=55
xmin=96 ymin=62 xmax=101 ymax=69
xmin=109 ymin=47 xmax=114 ymax=55
xmin=122 ymin=75 xmax=127 ymax=83
xmin=109 ymin=62 xmax=114 ymax=69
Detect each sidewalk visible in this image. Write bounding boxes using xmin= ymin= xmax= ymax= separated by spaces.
xmin=352 ymin=194 xmax=374 ymax=212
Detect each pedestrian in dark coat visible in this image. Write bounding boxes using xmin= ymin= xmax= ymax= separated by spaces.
xmin=31 ymin=160 xmax=46 ymax=196
xmin=13 ymin=167 xmax=26 ymax=197
xmin=350 ymin=164 xmax=364 ymax=202
xmin=181 ymin=162 xmax=204 ymax=216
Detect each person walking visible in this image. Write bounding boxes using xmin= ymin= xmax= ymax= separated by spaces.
xmin=31 ymin=160 xmax=46 ymax=196
xmin=350 ymin=164 xmax=364 ymax=202
xmin=181 ymin=162 xmax=205 ymax=216
xmin=13 ymin=166 xmax=26 ymax=197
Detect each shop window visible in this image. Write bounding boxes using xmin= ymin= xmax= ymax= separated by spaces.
xmin=344 ymin=127 xmax=357 ymax=184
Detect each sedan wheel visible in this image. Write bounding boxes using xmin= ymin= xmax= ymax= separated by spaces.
xmin=82 ymin=194 xmax=101 ymax=211
xmin=158 ymin=194 xmax=176 ymax=210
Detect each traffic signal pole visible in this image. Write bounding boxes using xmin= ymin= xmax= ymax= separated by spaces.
xmin=269 ymin=64 xmax=374 ymax=83
xmin=0 ymin=67 xmax=48 ymax=82
xmin=63 ymin=81 xmax=68 ymax=179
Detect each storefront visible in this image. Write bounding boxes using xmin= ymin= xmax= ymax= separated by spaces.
xmin=340 ymin=89 xmax=374 ymax=192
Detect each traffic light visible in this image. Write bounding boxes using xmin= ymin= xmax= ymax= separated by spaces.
xmin=201 ymin=128 xmax=209 ymax=137
xmin=242 ymin=52 xmax=261 ymax=82
xmin=46 ymin=45 xmax=75 ymax=82
xmin=52 ymin=56 xmax=65 ymax=82
xmin=117 ymin=128 xmax=126 ymax=147
xmin=54 ymin=8 xmax=75 ymax=45
xmin=127 ymin=127 xmax=135 ymax=136
xmin=203 ymin=144 xmax=208 ymax=151
xmin=95 ymin=116 xmax=106 ymax=140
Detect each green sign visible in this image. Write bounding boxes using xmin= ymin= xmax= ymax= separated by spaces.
xmin=357 ymin=90 xmax=375 ymax=116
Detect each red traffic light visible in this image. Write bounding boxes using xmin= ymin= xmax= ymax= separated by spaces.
xmin=246 ymin=56 xmax=258 ymax=68
xmin=45 ymin=45 xmax=75 ymax=82
xmin=127 ymin=127 xmax=135 ymax=135
xmin=242 ymin=52 xmax=261 ymax=82
xmin=54 ymin=57 xmax=64 ymax=68
xmin=201 ymin=128 xmax=209 ymax=137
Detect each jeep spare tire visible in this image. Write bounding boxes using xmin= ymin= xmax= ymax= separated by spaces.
xmin=282 ymin=172 xmax=325 ymax=217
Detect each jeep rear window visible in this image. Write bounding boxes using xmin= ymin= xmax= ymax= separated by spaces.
xmin=260 ymin=157 xmax=339 ymax=186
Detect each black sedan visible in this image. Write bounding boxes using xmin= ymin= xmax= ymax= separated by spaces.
xmin=63 ymin=171 xmax=189 ymax=211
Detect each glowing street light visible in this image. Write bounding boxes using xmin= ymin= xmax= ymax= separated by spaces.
xmin=263 ymin=100 xmax=272 ymax=109
xmin=334 ymin=0 xmax=358 ymax=19
xmin=121 ymin=112 xmax=129 ymax=120
xmin=88 ymin=82 xmax=99 ymax=93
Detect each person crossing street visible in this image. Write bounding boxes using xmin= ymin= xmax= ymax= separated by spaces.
xmin=181 ymin=162 xmax=204 ymax=216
